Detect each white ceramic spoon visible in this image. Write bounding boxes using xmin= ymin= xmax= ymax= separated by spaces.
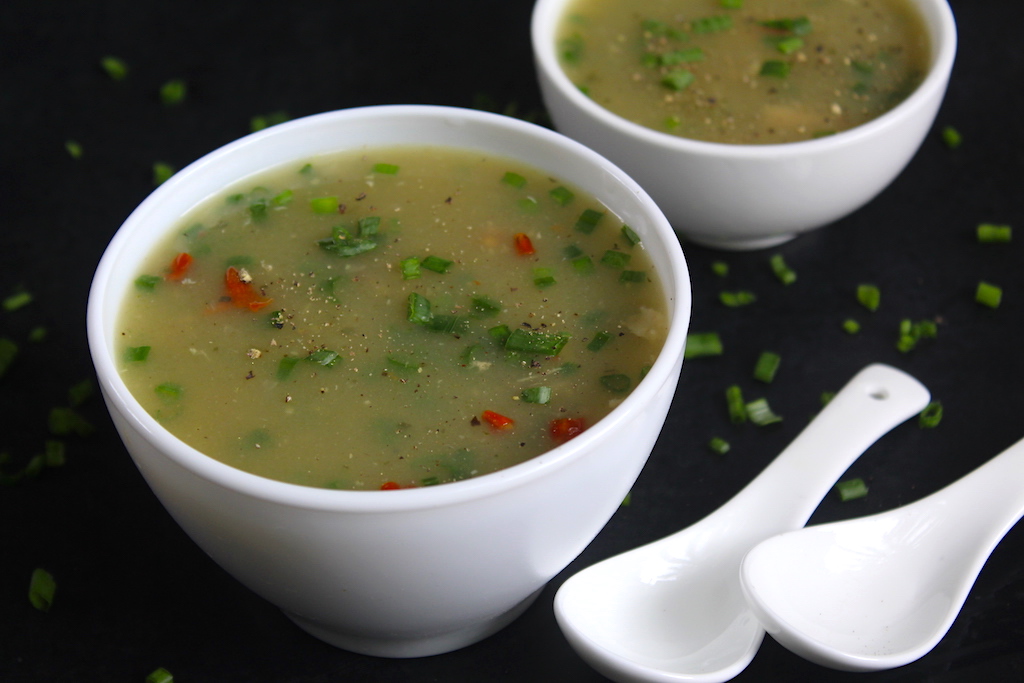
xmin=739 ymin=433 xmax=1024 ymax=672
xmin=554 ymin=364 xmax=930 ymax=682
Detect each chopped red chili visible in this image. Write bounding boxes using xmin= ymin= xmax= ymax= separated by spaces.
xmin=224 ymin=266 xmax=272 ymax=311
xmin=550 ymin=417 xmax=586 ymax=443
xmin=513 ymin=233 xmax=536 ymax=256
xmin=481 ymin=409 xmax=515 ymax=430
xmin=166 ymin=252 xmax=193 ymax=280
xmin=380 ymin=481 xmax=402 ymax=490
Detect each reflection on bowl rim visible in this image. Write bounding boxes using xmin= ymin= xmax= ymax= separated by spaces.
xmin=87 ymin=104 xmax=691 ymax=513
xmin=531 ymin=0 xmax=958 ymax=158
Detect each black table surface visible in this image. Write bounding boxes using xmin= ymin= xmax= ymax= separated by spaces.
xmin=2 ymin=1 xmax=1022 ymax=681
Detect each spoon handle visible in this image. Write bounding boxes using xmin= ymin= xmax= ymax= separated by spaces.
xmin=724 ymin=363 xmax=930 ymax=530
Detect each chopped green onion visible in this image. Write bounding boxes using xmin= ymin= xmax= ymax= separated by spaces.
xmin=975 ymin=281 xmax=1002 ymax=309
xmin=517 ymin=196 xmax=539 ymax=213
xmin=600 ymin=374 xmax=632 ymax=393
xmin=711 ymin=261 xmax=729 ymax=277
xmin=276 ymin=356 xmax=300 ymax=380
xmin=720 ymin=0 xmax=743 ymax=7
xmin=726 ymin=384 xmax=747 ymax=423
xmin=407 ymin=293 xmax=433 ymax=325
xmin=373 ymin=163 xmax=399 ymax=175
xmin=488 ymin=324 xmax=512 ymax=345
xmin=145 ymin=667 xmax=174 ymax=683
xmin=896 ymin=318 xmax=938 ymax=352
xmin=422 ymin=314 xmax=467 ymax=335
xmin=306 ymin=349 xmax=340 ymax=367
xmin=708 ymin=437 xmax=731 ymax=454
xmin=940 ymin=125 xmax=962 ymax=149
xmin=28 ymin=568 xmax=56 ymax=612
xmin=65 ymin=140 xmax=83 ymax=159
xmin=400 ymin=257 xmax=421 ymax=280
xmin=533 ymin=267 xmax=557 ymax=288
xmin=661 ymin=48 xmax=705 ymax=65
xmin=746 ymin=397 xmax=782 ymax=426
xmin=159 ymin=78 xmax=187 ymax=105
xmin=719 ymin=290 xmax=756 ymax=307
xmin=760 ymin=16 xmax=812 ymax=35
xmin=572 ymin=256 xmax=595 ymax=274
xmin=153 ymin=162 xmax=175 ymax=186
xmin=269 ymin=310 xmax=286 ymax=329
xmin=621 ymin=225 xmax=642 ymax=247
xmin=549 ymin=186 xmax=575 ymax=206
xmin=134 ymin=274 xmax=161 ymax=290
xmin=310 ymin=196 xmax=339 ymax=214
xmin=67 ymin=378 xmax=94 ymax=405
xmin=772 ymin=36 xmax=804 ymax=54
xmin=100 ymin=55 xmax=128 ymax=80
xmin=272 ymin=189 xmax=293 ymax=206
xmin=600 ymin=250 xmax=631 ymax=269
xmin=249 ymin=199 xmax=269 ymax=222
xmin=661 ymin=69 xmax=695 ymax=91
xmin=421 ymin=255 xmax=453 ymax=274
xmin=3 ymin=291 xmax=32 ymax=311
xmin=691 ymin=15 xmax=733 ymax=33
xmin=842 ymin=318 xmax=861 ymax=334
xmin=124 ymin=345 xmax=151 ymax=362
xmin=575 ymin=208 xmax=605 ymax=234
xmin=250 ymin=111 xmax=289 ymax=132
xmin=760 ymin=60 xmax=791 ymax=78
xmin=386 ymin=354 xmax=421 ymax=371
xmin=48 ymin=407 xmax=94 ymax=436
xmin=769 ymin=253 xmax=796 ymax=284
xmin=358 ymin=216 xmax=381 ymax=236
xmin=28 ymin=327 xmax=47 ymax=343
xmin=587 ymin=331 xmax=611 ymax=352
xmin=502 ymin=171 xmax=527 ymax=188
xmin=976 ymin=223 xmax=1012 ymax=243
xmin=820 ymin=391 xmax=835 ymax=405
xmin=836 ymin=477 xmax=868 ymax=501
xmin=857 ymin=284 xmax=881 ymax=312
xmin=470 ymin=295 xmax=502 ymax=317
xmin=521 ymin=386 xmax=552 ymax=404
xmin=919 ymin=400 xmax=943 ymax=428
xmin=44 ymin=440 xmax=66 ymax=467
xmin=753 ymin=351 xmax=781 ymax=383
xmin=0 ymin=337 xmax=17 ymax=379
xmin=154 ymin=382 xmax=183 ymax=402
xmin=685 ymin=332 xmax=723 ymax=359
xmin=562 ymin=244 xmax=584 ymax=259
xmin=504 ymin=328 xmax=570 ymax=356
xmin=318 ymin=224 xmax=377 ymax=257
xmin=619 ymin=270 xmax=647 ymax=283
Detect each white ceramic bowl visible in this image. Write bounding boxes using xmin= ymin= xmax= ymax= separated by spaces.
xmin=532 ymin=0 xmax=957 ymax=250
xmin=86 ymin=105 xmax=691 ymax=658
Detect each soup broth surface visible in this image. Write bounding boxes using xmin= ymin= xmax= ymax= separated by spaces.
xmin=557 ymin=0 xmax=930 ymax=144
xmin=117 ymin=146 xmax=668 ymax=490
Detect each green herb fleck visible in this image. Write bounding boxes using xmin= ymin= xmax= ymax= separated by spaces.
xmin=100 ymin=56 xmax=128 ymax=80
xmin=760 ymin=60 xmax=791 ymax=78
xmin=600 ymin=374 xmax=632 ymax=393
xmin=976 ymin=223 xmax=1012 ymax=243
xmin=65 ymin=140 xmax=83 ymax=159
xmin=29 ymin=568 xmax=56 ymax=612
xmin=836 ymin=477 xmax=868 ymax=501
xmin=857 ymin=284 xmax=881 ymax=312
xmin=746 ymin=397 xmax=782 ymax=426
xmin=502 ymin=171 xmax=527 ymax=188
xmin=726 ymin=384 xmax=746 ymax=423
xmin=159 ymin=79 xmax=187 ymax=105
xmin=753 ymin=351 xmax=781 ymax=383
xmin=685 ymin=332 xmax=723 ymax=359
xmin=708 ymin=437 xmax=731 ymax=454
xmin=3 ymin=291 xmax=32 ymax=311
xmin=373 ymin=163 xmax=399 ymax=175
xmin=975 ymin=281 xmax=1002 ymax=309
xmin=769 ymin=253 xmax=796 ymax=284
xmin=940 ymin=125 xmax=962 ymax=149
xmin=919 ymin=400 xmax=943 ymax=428
xmin=719 ymin=290 xmax=756 ymax=307
xmin=153 ymin=162 xmax=175 ymax=186
xmin=521 ymin=386 xmax=552 ymax=404
xmin=549 ymin=186 xmax=575 ymax=206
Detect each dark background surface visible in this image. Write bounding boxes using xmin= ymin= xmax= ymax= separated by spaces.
xmin=2 ymin=1 xmax=1022 ymax=681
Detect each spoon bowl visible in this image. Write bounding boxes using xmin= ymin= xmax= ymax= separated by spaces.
xmin=554 ymin=364 xmax=930 ymax=682
xmin=740 ymin=434 xmax=1024 ymax=672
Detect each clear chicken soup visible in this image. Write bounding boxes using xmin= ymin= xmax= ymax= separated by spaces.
xmin=116 ymin=146 xmax=669 ymax=490
xmin=557 ymin=0 xmax=931 ymax=144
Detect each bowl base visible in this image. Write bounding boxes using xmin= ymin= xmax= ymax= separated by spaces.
xmin=283 ymin=587 xmax=545 ymax=658
xmin=682 ymin=231 xmax=797 ymax=251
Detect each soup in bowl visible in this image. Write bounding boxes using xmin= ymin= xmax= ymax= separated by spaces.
xmin=532 ymin=0 xmax=957 ymax=249
xmin=86 ymin=105 xmax=691 ymax=657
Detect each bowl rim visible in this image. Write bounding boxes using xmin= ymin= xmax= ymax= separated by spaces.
xmin=531 ymin=0 xmax=958 ymax=158
xmin=86 ymin=104 xmax=692 ymax=513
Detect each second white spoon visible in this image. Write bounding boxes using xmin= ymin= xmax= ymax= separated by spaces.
xmin=739 ymin=433 xmax=1024 ymax=672
xmin=554 ymin=364 xmax=930 ymax=682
